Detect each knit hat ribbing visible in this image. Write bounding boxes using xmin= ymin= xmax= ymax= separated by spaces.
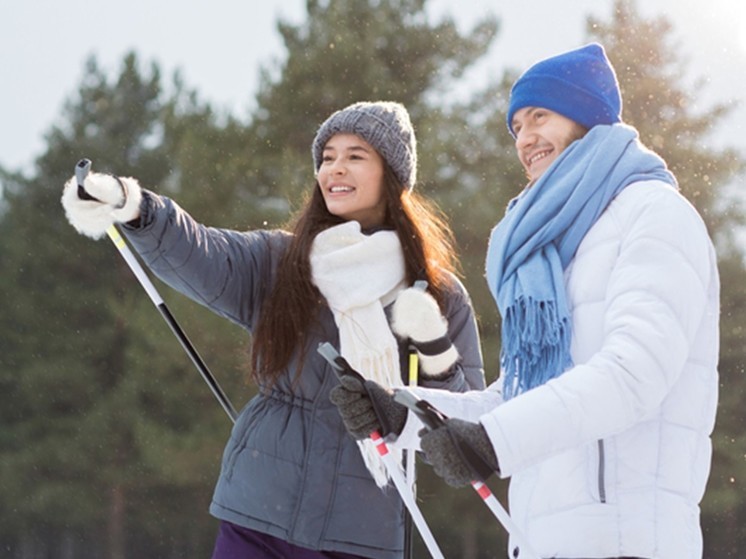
xmin=312 ymin=101 xmax=417 ymax=190
xmin=506 ymin=43 xmax=622 ymax=137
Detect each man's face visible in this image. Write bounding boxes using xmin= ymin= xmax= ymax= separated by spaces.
xmin=511 ymin=107 xmax=587 ymax=182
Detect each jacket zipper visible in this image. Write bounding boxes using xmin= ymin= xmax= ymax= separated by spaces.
xmin=597 ymin=439 xmax=607 ymax=503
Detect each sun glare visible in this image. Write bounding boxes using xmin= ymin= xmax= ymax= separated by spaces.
xmin=726 ymin=0 xmax=746 ymax=52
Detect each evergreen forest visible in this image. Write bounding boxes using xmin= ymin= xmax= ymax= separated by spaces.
xmin=1 ymin=1 xmax=744 ymax=557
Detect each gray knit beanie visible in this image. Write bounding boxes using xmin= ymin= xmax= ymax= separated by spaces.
xmin=312 ymin=101 xmax=417 ymax=190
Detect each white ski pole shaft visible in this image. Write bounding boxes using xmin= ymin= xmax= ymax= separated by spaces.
xmin=406 ymin=280 xmax=427 ymax=491
xmin=109 ymin=225 xmax=238 ymax=424
xmin=403 ymin=349 xmax=418 ymax=559
xmin=470 ymin=481 xmax=540 ymax=559
xmin=405 ymin=350 xmax=418 ymax=490
xmin=105 ymin=225 xmax=163 ymax=305
xmin=370 ymin=432 xmax=444 ymax=559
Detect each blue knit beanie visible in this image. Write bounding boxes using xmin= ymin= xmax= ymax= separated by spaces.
xmin=506 ymin=43 xmax=622 ymax=137
xmin=312 ymin=101 xmax=417 ymax=190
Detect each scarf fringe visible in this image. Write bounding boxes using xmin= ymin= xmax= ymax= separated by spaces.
xmin=352 ymin=347 xmax=403 ymax=488
xmin=501 ymin=297 xmax=573 ymax=400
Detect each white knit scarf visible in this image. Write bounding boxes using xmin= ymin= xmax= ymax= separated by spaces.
xmin=310 ymin=221 xmax=406 ymax=487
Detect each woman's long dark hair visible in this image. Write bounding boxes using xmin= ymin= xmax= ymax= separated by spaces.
xmin=250 ymin=163 xmax=460 ymax=387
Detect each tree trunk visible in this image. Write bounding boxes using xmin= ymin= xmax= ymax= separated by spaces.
xmin=461 ymin=518 xmax=477 ymax=559
xmin=108 ymin=484 xmax=126 ymax=559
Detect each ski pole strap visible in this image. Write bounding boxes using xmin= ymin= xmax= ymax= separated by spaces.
xmin=317 ymin=342 xmax=364 ymax=382
xmin=394 ymin=390 xmax=447 ymax=431
xmin=404 ymin=279 xmax=454 ymax=357
xmin=317 ymin=342 xmax=399 ymax=437
xmin=394 ymin=391 xmax=498 ymax=480
xmin=410 ymin=335 xmax=453 ymax=357
xmin=448 ymin=426 xmax=500 ymax=481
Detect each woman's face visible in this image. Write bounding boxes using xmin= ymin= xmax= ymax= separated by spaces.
xmin=512 ymin=107 xmax=587 ymax=182
xmin=317 ymin=133 xmax=387 ymax=229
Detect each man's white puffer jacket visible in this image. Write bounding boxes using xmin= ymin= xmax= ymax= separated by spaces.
xmin=402 ymin=180 xmax=719 ymax=558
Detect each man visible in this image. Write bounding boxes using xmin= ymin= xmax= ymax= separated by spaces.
xmin=331 ymin=43 xmax=719 ymax=558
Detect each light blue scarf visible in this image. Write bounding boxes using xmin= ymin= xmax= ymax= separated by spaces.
xmin=485 ymin=124 xmax=677 ymax=399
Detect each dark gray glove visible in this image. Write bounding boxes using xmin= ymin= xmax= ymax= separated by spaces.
xmin=329 ymin=375 xmax=408 ymax=440
xmin=419 ymin=418 xmax=500 ymax=487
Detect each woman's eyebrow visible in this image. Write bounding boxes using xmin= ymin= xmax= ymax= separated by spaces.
xmin=323 ymin=144 xmax=371 ymax=153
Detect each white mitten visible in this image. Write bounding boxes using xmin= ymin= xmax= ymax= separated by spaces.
xmin=61 ymin=172 xmax=143 ymax=239
xmin=391 ymin=287 xmax=459 ymax=377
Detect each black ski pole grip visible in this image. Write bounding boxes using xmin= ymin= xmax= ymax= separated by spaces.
xmin=75 ymin=158 xmax=100 ymax=201
xmin=317 ymin=342 xmax=366 ymax=383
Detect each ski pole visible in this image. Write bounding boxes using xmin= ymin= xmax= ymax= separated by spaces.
xmin=393 ymin=391 xmax=541 ymax=559
xmin=403 ymin=345 xmax=417 ymax=559
xmin=75 ymin=158 xmax=238 ymax=424
xmin=405 ymin=347 xmax=418 ymax=488
xmin=405 ymin=279 xmax=427 ymax=488
xmin=403 ymin=279 xmax=427 ymax=559
xmin=317 ymin=343 xmax=445 ymax=559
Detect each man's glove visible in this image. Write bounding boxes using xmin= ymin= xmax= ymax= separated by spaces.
xmin=329 ymin=376 xmax=408 ymax=440
xmin=391 ymin=287 xmax=459 ymax=377
xmin=61 ymin=172 xmax=142 ymax=239
xmin=420 ymin=418 xmax=500 ymax=487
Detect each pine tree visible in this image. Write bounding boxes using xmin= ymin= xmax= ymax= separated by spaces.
xmin=233 ymin=0 xmax=498 ymax=225
xmin=0 ymin=53 xmax=243 ymax=558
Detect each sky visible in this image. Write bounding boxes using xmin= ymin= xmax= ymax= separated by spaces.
xmin=1 ymin=0 xmax=745 ymax=174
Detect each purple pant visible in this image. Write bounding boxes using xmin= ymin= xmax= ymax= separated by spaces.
xmin=211 ymin=521 xmax=367 ymax=559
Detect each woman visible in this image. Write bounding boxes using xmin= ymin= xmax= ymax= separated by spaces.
xmin=61 ymin=101 xmax=485 ymax=559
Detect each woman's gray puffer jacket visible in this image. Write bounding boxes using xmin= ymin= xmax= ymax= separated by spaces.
xmin=123 ymin=192 xmax=485 ymax=558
